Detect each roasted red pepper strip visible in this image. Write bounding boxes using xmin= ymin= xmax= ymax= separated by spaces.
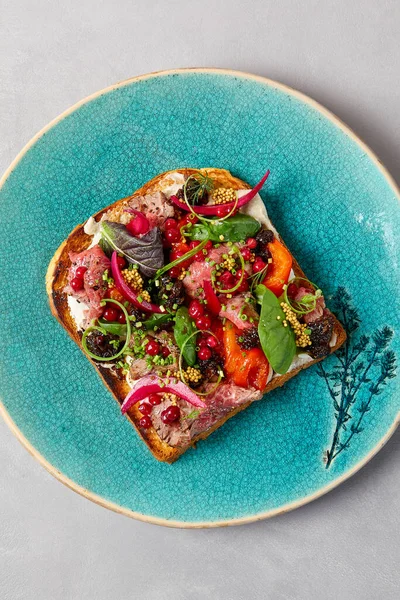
xmin=203 ymin=280 xmax=222 ymax=315
xmin=223 ymin=322 xmax=271 ymax=391
xmin=262 ymin=239 xmax=293 ymax=297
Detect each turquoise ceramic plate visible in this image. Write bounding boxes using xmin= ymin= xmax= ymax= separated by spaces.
xmin=1 ymin=69 xmax=399 ymax=527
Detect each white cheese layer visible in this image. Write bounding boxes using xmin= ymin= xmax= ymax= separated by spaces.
xmin=159 ymin=172 xmax=185 ymax=199
xmin=67 ymin=296 xmax=88 ymax=331
xmin=272 ymin=353 xmax=314 ymax=379
xmin=84 ymin=216 xmax=102 ymax=249
xmin=238 ymin=191 xmax=280 ymax=239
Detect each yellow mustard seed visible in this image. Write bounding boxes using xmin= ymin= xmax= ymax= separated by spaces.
xmin=212 ymin=187 xmax=237 ymax=205
xmin=122 ymin=268 xmax=143 ymax=291
xmin=141 ymin=290 xmax=151 ymax=303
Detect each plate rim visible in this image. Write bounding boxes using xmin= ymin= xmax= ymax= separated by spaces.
xmin=1 ymin=67 xmax=399 ymax=528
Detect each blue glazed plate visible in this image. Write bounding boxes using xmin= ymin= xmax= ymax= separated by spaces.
xmin=1 ymin=69 xmax=399 ymax=527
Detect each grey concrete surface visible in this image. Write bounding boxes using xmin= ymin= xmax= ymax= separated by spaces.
xmin=1 ymin=1 xmax=399 ymax=599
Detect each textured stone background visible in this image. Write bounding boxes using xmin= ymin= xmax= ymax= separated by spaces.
xmin=1 ymin=1 xmax=399 ymax=599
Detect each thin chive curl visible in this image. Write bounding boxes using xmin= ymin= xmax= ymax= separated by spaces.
xmin=81 ymin=298 xmax=132 ymax=362
xmin=212 ymin=244 xmax=245 ymax=294
xmin=282 ymin=276 xmax=323 ymax=315
xmin=183 ymin=174 xmax=239 ymax=224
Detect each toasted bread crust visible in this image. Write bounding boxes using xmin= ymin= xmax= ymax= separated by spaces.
xmin=46 ymin=168 xmax=346 ymax=463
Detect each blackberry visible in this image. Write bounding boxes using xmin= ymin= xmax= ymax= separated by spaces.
xmin=127 ymin=306 xmax=145 ymax=322
xmin=308 ymin=314 xmax=335 ymax=358
xmin=255 ymin=228 xmax=274 ymax=261
xmin=176 ymin=185 xmax=209 ymax=206
xmin=237 ymin=327 xmax=260 ymax=350
xmin=255 ymin=228 xmax=274 ymax=245
xmin=157 ymin=274 xmax=185 ymax=311
xmin=85 ymin=332 xmax=122 ymax=360
xmin=198 ymin=353 xmax=223 ymax=380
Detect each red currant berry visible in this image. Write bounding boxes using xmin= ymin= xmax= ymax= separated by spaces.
xmin=193 ymin=251 xmax=205 ymax=262
xmin=116 ymin=256 xmax=126 ymax=269
xmin=148 ymin=394 xmax=162 ymax=406
xmin=188 ymin=300 xmax=204 ymax=319
xmin=103 ymin=307 xmax=119 ymax=322
xmin=240 ymin=247 xmax=252 ymax=261
xmin=189 ymin=240 xmax=201 ymax=249
xmin=161 ymin=405 xmax=181 ymax=424
xmin=75 ymin=266 xmax=87 ymax=279
xmin=252 ymin=258 xmax=266 ymax=273
xmin=198 ymin=346 xmax=212 ymax=360
xmin=145 ymin=340 xmax=160 ymax=356
xmin=164 ymin=228 xmax=181 ymax=245
xmin=235 ymin=269 xmax=245 ymax=280
xmin=169 ymin=266 xmax=181 ymax=278
xmin=237 ymin=279 xmax=249 ymax=292
xmin=204 ymin=240 xmax=213 ymax=251
xmin=70 ymin=277 xmax=84 ymax=292
xmin=161 ymin=346 xmax=171 ymax=358
xmin=139 ymin=416 xmax=152 ymax=429
xmin=117 ymin=312 xmax=126 ymax=324
xmin=206 ymin=335 xmax=217 ymax=348
xmin=219 ymin=270 xmax=235 ymax=289
xmin=246 ymin=237 xmax=257 ymax=249
xmin=138 ymin=402 xmax=152 ymax=415
xmin=195 ymin=314 xmax=211 ymax=330
xmin=287 ymin=283 xmax=299 ymax=299
xmin=164 ymin=218 xmax=178 ymax=230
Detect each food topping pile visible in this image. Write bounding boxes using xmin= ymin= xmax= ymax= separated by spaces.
xmin=65 ymin=170 xmax=335 ymax=446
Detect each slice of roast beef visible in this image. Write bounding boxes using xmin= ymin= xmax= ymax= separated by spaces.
xmin=294 ymin=287 xmax=326 ymax=323
xmin=66 ymin=245 xmax=110 ymax=324
xmin=128 ymin=191 xmax=174 ymax=230
xmin=218 ymin=294 xmax=259 ymax=330
xmin=151 ymin=382 xmax=263 ymax=448
xmin=182 ymin=244 xmax=232 ymax=298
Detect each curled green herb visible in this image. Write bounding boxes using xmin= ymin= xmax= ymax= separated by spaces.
xmin=82 ymin=299 xmax=132 ymax=362
xmin=182 ymin=409 xmax=201 ymax=421
xmin=183 ymin=172 xmax=214 ymax=205
xmin=283 ymin=276 xmax=323 ymax=315
xmin=212 ymin=244 xmax=245 ymax=294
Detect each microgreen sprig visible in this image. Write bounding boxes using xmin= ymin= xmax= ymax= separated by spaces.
xmin=283 ymin=276 xmax=323 ymax=315
xmin=183 ymin=173 xmax=239 ymax=224
xmin=184 ymin=172 xmax=214 ymax=205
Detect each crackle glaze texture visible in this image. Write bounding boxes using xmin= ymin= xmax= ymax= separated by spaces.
xmin=0 ymin=71 xmax=399 ymax=525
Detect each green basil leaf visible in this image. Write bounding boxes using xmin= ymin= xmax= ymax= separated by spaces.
xmin=254 ymin=283 xmax=267 ymax=305
xmin=174 ymin=307 xmax=197 ymax=366
xmin=258 ymin=286 xmax=296 ymax=374
xmin=142 ymin=313 xmax=173 ymax=331
xmin=185 ymin=223 xmax=210 ymax=240
xmin=98 ymin=313 xmax=173 ymax=336
xmin=187 ymin=214 xmax=261 ymax=243
xmin=97 ymin=319 xmax=127 ymax=336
